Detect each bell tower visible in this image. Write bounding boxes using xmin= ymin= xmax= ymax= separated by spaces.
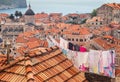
xmin=24 ymin=4 xmax=35 ymax=24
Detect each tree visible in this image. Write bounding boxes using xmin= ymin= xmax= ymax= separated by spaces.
xmin=15 ymin=11 xmax=19 ymax=18
xmin=81 ymin=19 xmax=87 ymax=24
xmin=9 ymin=14 xmax=14 ymax=20
xmin=18 ymin=11 xmax=22 ymax=17
xmin=91 ymin=9 xmax=97 ymax=17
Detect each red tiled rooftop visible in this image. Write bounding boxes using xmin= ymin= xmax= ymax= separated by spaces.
xmin=0 ymin=13 xmax=9 ymax=18
xmin=103 ymin=27 xmax=111 ymax=31
xmin=94 ymin=38 xmax=115 ymax=50
xmin=16 ymin=37 xmax=28 ymax=43
xmin=18 ymin=30 xmax=39 ymax=38
xmin=103 ymin=35 xmax=114 ymax=40
xmin=0 ymin=46 xmax=86 ymax=82
xmin=35 ymin=13 xmax=49 ymax=19
xmin=106 ymin=3 xmax=120 ymax=9
xmin=26 ymin=40 xmax=41 ymax=49
xmin=49 ymin=13 xmax=62 ymax=16
xmin=68 ymin=13 xmax=79 ymax=17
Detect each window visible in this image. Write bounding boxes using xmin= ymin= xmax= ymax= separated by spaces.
xmin=72 ymin=38 xmax=74 ymax=41
xmin=96 ymin=23 xmax=98 ymax=25
xmin=76 ymin=39 xmax=78 ymax=41
xmin=80 ymin=39 xmax=83 ymax=42
xmin=68 ymin=38 xmax=71 ymax=41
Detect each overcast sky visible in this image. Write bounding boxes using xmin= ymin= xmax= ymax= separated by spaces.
xmin=26 ymin=0 xmax=120 ymax=14
xmin=28 ymin=0 xmax=120 ymax=7
xmin=0 ymin=0 xmax=119 ymax=14
xmin=29 ymin=0 xmax=120 ymax=4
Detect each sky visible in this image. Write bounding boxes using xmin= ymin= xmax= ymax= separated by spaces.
xmin=0 ymin=0 xmax=120 ymax=14
xmin=26 ymin=0 xmax=120 ymax=14
xmin=27 ymin=0 xmax=120 ymax=10
xmin=28 ymin=0 xmax=120 ymax=5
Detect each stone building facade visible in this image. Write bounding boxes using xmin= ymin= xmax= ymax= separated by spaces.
xmin=64 ymin=34 xmax=93 ymax=45
xmin=113 ymin=28 xmax=120 ymax=39
xmin=86 ymin=17 xmax=103 ymax=28
xmin=97 ymin=3 xmax=120 ymax=24
xmin=1 ymin=23 xmax=24 ymax=39
xmin=0 ymin=4 xmax=36 ymax=44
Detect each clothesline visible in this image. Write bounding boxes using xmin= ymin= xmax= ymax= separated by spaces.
xmin=46 ymin=36 xmax=116 ymax=78
xmin=47 ymin=36 xmax=87 ymax=52
xmin=47 ymin=36 xmax=115 ymax=52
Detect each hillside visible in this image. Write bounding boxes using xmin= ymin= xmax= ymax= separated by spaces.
xmin=0 ymin=0 xmax=27 ymax=9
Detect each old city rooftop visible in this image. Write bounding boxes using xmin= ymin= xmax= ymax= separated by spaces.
xmin=0 ymin=46 xmax=86 ymax=82
xmin=105 ymin=3 xmax=120 ymax=9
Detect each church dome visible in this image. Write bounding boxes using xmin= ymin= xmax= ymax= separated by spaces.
xmin=25 ymin=4 xmax=35 ymax=15
xmin=25 ymin=9 xmax=35 ymax=15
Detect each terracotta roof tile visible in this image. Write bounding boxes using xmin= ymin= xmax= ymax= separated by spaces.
xmin=16 ymin=37 xmax=28 ymax=43
xmin=68 ymin=13 xmax=79 ymax=17
xmin=0 ymin=13 xmax=9 ymax=17
xmin=102 ymin=27 xmax=111 ymax=32
xmin=106 ymin=3 xmax=120 ymax=9
xmin=94 ymin=37 xmax=115 ymax=50
xmin=49 ymin=13 xmax=62 ymax=16
xmin=35 ymin=13 xmax=49 ymax=19
xmin=0 ymin=47 xmax=86 ymax=82
xmin=103 ymin=35 xmax=114 ymax=39
xmin=18 ymin=30 xmax=39 ymax=38
xmin=116 ymin=68 xmax=120 ymax=76
xmin=26 ymin=40 xmax=41 ymax=49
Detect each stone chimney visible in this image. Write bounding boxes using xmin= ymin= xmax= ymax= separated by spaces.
xmin=5 ymin=39 xmax=11 ymax=64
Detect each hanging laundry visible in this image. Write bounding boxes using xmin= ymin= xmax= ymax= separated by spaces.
xmin=80 ymin=45 xmax=87 ymax=52
xmin=60 ymin=37 xmax=69 ymax=50
xmin=47 ymin=36 xmax=115 ymax=78
xmin=88 ymin=50 xmax=115 ymax=78
xmin=76 ymin=52 xmax=89 ymax=71
xmin=49 ymin=36 xmax=59 ymax=47
xmin=74 ymin=44 xmax=80 ymax=51
xmin=62 ymin=49 xmax=69 ymax=56
xmin=102 ymin=50 xmax=115 ymax=78
xmin=68 ymin=42 xmax=74 ymax=50
xmin=67 ymin=50 xmax=89 ymax=71
xmin=46 ymin=37 xmax=54 ymax=47
xmin=67 ymin=50 xmax=74 ymax=61
xmin=88 ymin=50 xmax=103 ymax=74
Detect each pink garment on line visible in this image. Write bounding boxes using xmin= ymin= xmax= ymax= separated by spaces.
xmin=80 ymin=46 xmax=86 ymax=52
